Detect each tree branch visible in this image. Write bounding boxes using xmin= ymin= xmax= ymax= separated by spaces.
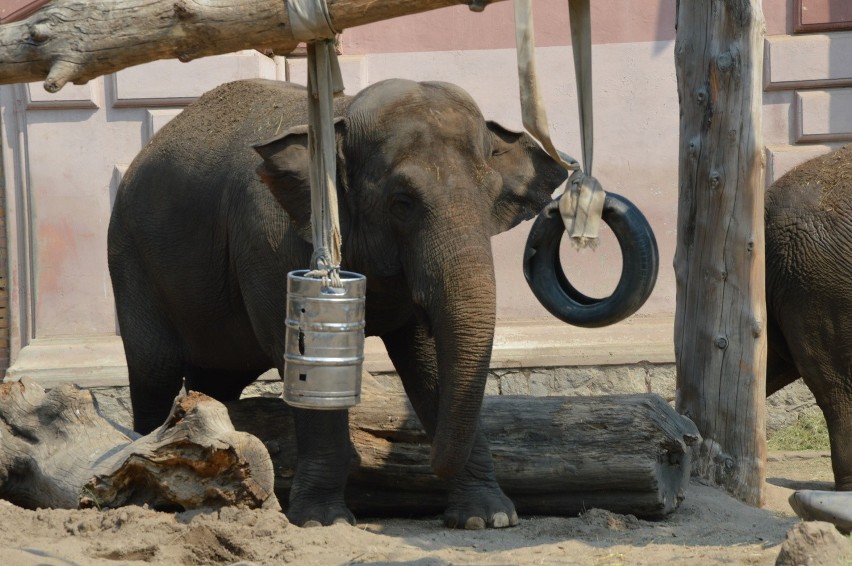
xmin=0 ymin=0 xmax=504 ymax=92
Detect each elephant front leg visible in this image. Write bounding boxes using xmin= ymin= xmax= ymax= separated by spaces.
xmin=382 ymin=318 xmax=518 ymax=529
xmin=288 ymin=407 xmax=356 ymax=526
xmin=442 ymin=430 xmax=518 ymax=529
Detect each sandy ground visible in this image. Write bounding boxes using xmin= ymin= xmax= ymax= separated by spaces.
xmin=0 ymin=451 xmax=844 ymax=566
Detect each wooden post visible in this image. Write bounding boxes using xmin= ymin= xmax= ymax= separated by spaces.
xmin=673 ymin=0 xmax=767 ymax=506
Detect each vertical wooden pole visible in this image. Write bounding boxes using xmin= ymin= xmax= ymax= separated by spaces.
xmin=673 ymin=0 xmax=766 ymax=506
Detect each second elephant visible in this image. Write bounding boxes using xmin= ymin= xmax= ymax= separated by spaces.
xmin=766 ymin=144 xmax=852 ymax=492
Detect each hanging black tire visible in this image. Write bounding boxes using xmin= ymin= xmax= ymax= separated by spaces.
xmin=523 ymin=191 xmax=659 ymax=328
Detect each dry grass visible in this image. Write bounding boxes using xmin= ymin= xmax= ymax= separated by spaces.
xmin=767 ymin=408 xmax=830 ymax=451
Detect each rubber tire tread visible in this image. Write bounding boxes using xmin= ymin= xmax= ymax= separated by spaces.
xmin=523 ymin=192 xmax=659 ymax=328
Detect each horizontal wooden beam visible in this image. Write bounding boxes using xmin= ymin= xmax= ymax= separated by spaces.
xmin=0 ymin=0 xmax=505 ymax=91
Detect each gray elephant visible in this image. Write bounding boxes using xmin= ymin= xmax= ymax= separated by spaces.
xmin=108 ymin=78 xmax=569 ymax=528
xmin=765 ymin=144 xmax=852 ymax=492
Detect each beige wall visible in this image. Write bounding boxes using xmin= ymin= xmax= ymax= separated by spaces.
xmin=1 ymin=0 xmax=849 ymax=385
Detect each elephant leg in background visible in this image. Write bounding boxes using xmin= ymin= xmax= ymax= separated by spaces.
xmin=112 ymin=255 xmax=186 ymax=435
xmin=766 ymin=319 xmax=802 ymax=396
xmin=184 ymin=366 xmax=260 ymax=402
xmin=779 ymin=311 xmax=852 ymax=491
xmin=381 ymin=317 xmax=518 ymax=529
xmin=287 ymin=407 xmax=356 ymax=526
xmin=806 ymin=373 xmax=852 ymax=492
xmin=123 ymin=326 xmax=184 ymax=435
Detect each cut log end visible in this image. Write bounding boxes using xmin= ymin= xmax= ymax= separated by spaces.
xmin=81 ymin=441 xmax=277 ymax=512
xmin=0 ymin=378 xmax=279 ymax=512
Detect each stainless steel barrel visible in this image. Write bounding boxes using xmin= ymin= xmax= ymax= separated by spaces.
xmin=283 ymin=270 xmax=367 ymax=409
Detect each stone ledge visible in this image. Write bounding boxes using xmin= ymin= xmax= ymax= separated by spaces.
xmin=365 ymin=315 xmax=675 ymax=373
xmin=5 ymin=316 xmax=675 ymax=388
xmin=5 ymin=335 xmax=128 ymax=388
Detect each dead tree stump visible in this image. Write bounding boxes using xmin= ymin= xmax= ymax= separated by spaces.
xmin=0 ymin=378 xmax=278 ymax=511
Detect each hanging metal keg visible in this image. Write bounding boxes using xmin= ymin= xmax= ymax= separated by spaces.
xmin=283 ymin=269 xmax=367 ymax=409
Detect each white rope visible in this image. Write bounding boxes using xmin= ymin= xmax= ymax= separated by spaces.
xmin=285 ymin=0 xmax=345 ymax=287
xmin=287 ymin=0 xmax=338 ymax=41
xmin=513 ymin=0 xmax=605 ymax=248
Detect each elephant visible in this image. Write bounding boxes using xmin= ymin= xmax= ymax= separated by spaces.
xmin=108 ymin=77 xmax=571 ymax=529
xmin=765 ymin=143 xmax=852 ymax=492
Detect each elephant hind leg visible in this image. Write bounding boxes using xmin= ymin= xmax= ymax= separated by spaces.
xmin=794 ymin=345 xmax=852 ymax=491
xmin=184 ymin=366 xmax=263 ymax=402
xmin=119 ymin=310 xmax=185 ymax=435
xmin=111 ymin=250 xmax=185 ymax=434
xmin=819 ymin=401 xmax=852 ymax=491
xmin=767 ymin=318 xmax=800 ymax=396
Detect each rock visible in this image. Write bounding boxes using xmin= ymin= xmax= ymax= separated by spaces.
xmin=775 ymin=521 xmax=852 ymax=566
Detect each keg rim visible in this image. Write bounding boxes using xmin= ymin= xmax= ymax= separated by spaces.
xmin=288 ymin=269 xmax=366 ymax=283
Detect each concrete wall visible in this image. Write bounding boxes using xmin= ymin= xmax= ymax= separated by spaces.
xmin=0 ymin=0 xmax=848 ymax=392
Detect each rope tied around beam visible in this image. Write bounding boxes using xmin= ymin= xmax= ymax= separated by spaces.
xmin=285 ymin=0 xmax=345 ymax=287
xmin=513 ymin=0 xmax=605 ymax=248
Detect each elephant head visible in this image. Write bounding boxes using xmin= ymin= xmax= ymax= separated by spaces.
xmin=253 ymin=79 xmax=568 ymax=478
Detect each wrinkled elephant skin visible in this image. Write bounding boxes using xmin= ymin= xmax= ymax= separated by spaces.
xmin=108 ymin=79 xmax=568 ymax=528
xmin=766 ymin=144 xmax=852 ymax=492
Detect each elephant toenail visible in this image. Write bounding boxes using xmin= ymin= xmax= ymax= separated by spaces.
xmin=302 ymin=520 xmax=323 ymax=528
xmin=464 ymin=517 xmax=486 ymax=530
xmin=491 ymin=512 xmax=510 ymax=528
xmin=332 ymin=517 xmax=352 ymax=526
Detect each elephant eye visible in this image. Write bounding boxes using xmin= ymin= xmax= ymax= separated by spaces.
xmin=490 ymin=140 xmax=512 ymax=157
xmin=389 ymin=192 xmax=417 ymax=220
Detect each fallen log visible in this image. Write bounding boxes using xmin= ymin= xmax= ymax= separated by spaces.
xmin=0 ymin=0 xmax=505 ymax=91
xmin=0 ymin=373 xmax=698 ymax=519
xmin=227 ymin=373 xmax=701 ymax=519
xmin=0 ymin=378 xmax=278 ymax=511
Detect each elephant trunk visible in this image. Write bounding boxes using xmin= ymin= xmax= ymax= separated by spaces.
xmin=415 ymin=233 xmax=497 ymax=479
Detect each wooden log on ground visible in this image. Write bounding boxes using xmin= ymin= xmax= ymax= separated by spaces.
xmin=0 ymin=0 xmax=506 ymax=92
xmin=0 ymin=378 xmax=278 ymax=511
xmin=0 ymin=373 xmax=698 ymax=519
xmin=227 ymin=373 xmax=701 ymax=519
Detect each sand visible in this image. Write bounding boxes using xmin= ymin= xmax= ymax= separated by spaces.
xmin=1 ymin=451 xmax=846 ymax=566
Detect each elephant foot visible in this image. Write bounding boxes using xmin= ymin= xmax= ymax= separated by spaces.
xmin=286 ymin=495 xmax=356 ymax=528
xmin=443 ymin=479 xmax=518 ymax=530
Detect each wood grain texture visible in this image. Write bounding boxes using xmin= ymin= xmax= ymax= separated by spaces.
xmin=0 ymin=374 xmax=698 ymax=519
xmin=0 ymin=378 xmax=278 ymax=511
xmin=227 ymin=374 xmax=701 ymax=519
xmin=673 ymin=0 xmax=767 ymax=506
xmin=0 ymin=0 xmax=504 ymax=92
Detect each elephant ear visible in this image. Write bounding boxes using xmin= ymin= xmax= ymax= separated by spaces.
xmin=253 ymin=119 xmax=348 ymax=242
xmin=486 ymin=120 xmax=569 ymax=235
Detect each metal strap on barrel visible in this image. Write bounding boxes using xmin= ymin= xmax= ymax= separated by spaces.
xmin=513 ymin=0 xmax=605 ymax=248
xmin=286 ymin=0 xmax=345 ymax=287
